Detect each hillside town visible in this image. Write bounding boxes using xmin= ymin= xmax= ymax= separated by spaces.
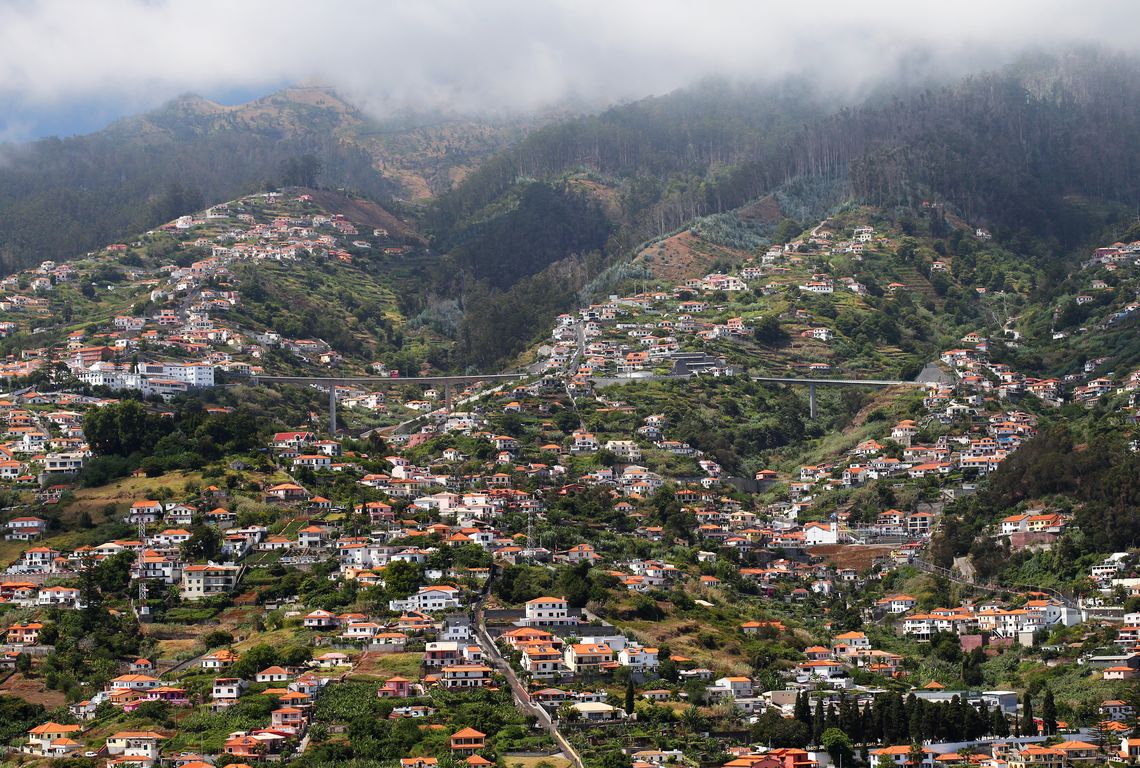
xmin=0 ymin=199 xmax=1136 ymax=768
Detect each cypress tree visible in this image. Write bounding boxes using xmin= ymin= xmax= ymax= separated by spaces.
xmin=1042 ymin=689 xmax=1057 ymax=736
xmin=1022 ymin=693 xmax=1037 ymax=736
xmin=841 ymin=693 xmax=860 ymax=743
xmin=909 ymin=705 xmax=924 ymax=743
xmin=976 ymin=701 xmax=991 ymax=740
xmin=862 ymin=702 xmax=879 ymax=745
xmin=795 ymin=690 xmax=812 ymax=726
xmin=991 ymin=706 xmax=1010 ymax=738
xmin=889 ymin=694 xmax=907 ymax=743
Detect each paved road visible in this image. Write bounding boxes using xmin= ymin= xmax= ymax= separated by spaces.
xmin=161 ymin=648 xmax=212 ymax=677
xmin=250 ymin=373 xmax=522 ymax=386
xmin=473 ymin=602 xmax=583 ymax=768
xmin=591 ymin=372 xmax=923 ymax=388
xmin=751 ymin=375 xmax=922 ymax=387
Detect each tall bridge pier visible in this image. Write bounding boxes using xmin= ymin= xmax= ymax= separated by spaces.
xmin=245 ymin=372 xmax=522 ymax=434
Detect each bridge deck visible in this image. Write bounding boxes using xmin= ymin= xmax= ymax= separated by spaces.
xmin=249 ymin=373 xmax=521 ymax=386
xmin=590 ymin=373 xmax=924 ymax=387
xmin=750 ymin=375 xmax=922 ymax=387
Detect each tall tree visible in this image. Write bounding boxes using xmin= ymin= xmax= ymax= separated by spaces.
xmin=181 ymin=525 xmax=223 ymax=562
xmin=990 ymin=706 xmax=1009 ymax=738
xmin=1041 ymin=689 xmax=1057 ymax=736
xmin=1022 ymin=693 xmax=1037 ymax=737
xmin=794 ymin=691 xmax=812 ymax=728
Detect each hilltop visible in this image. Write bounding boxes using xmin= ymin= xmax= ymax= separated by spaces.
xmin=421 ymin=52 xmax=1140 ymax=367
xmin=116 ymin=86 xmax=543 ymax=201
xmin=5 ymin=52 xmax=1140 ymax=374
xmin=0 ymin=86 xmax=533 ymax=274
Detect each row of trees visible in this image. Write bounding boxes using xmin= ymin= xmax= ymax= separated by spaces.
xmin=773 ymin=690 xmax=1011 ymax=749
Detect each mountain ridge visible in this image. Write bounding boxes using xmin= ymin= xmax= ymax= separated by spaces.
xmin=0 ymin=85 xmax=537 ymax=274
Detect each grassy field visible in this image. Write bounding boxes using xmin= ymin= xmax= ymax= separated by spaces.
xmin=280 ymin=518 xmax=308 ymax=536
xmin=615 ymin=613 xmax=753 ymax=677
xmin=233 ymin=628 xmax=303 ymax=653
xmin=349 ymin=651 xmax=422 ymax=679
xmin=59 ymin=471 xmax=205 ymax=521
xmin=243 ymin=550 xmax=283 ymax=567
xmin=0 ymin=539 xmax=27 ymax=569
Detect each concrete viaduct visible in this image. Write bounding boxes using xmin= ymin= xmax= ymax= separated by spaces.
xmin=238 ymin=368 xmax=929 ymax=433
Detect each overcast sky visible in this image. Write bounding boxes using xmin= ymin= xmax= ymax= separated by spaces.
xmin=0 ymin=0 xmax=1135 ymax=141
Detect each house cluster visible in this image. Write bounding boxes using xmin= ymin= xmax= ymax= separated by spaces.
xmin=542 ymin=225 xmax=899 ymax=383
xmin=0 ymin=390 xmax=103 ymax=485
xmin=3 ymin=494 xmax=257 ymax=618
xmin=899 ymin=594 xmax=1082 ymax=645
xmin=489 ymin=597 xmax=659 ymax=692
xmin=1083 ymin=239 xmax=1140 ymax=271
xmin=0 ymin=192 xmax=413 ymax=405
xmin=30 ymin=656 xmax=332 ymax=763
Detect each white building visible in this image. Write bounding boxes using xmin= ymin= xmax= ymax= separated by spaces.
xmin=389 ymin=585 xmax=462 ymax=613
xmin=518 ymin=596 xmax=578 ymax=627
xmin=180 ymin=563 xmax=241 ymax=600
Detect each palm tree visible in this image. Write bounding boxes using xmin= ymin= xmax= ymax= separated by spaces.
xmin=681 ymin=704 xmax=705 ymax=733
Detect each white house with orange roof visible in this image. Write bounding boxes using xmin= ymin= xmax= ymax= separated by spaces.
xmin=618 ymin=644 xmax=659 ymax=670
xmin=711 ymin=676 xmax=753 ymax=699
xmin=126 ymin=500 xmax=164 ymax=523
xmin=180 ymin=563 xmax=241 ymax=600
xmin=563 ymin=642 xmax=613 ymax=673
xmin=562 ymin=543 xmax=600 ymax=564
xmin=802 ymin=521 xmax=838 ymax=545
xmin=795 ymin=659 xmax=847 ymax=682
xmin=519 ymin=596 xmax=578 ymax=627
xmin=36 ymin=585 xmax=82 ymax=608
xmin=440 ymin=664 xmax=494 ymax=689
xmin=303 ymin=609 xmax=338 ymax=629
xmin=5 ymin=516 xmax=45 ymax=540
xmin=109 ymin=673 xmax=160 ymax=691
xmin=105 ymin=730 xmax=167 ymax=759
xmin=877 ymin=594 xmax=918 ymax=614
xmin=831 ymin=630 xmax=871 ymax=655
xmin=389 ymin=584 xmax=462 ymax=613
xmin=24 ymin=722 xmax=83 ymax=756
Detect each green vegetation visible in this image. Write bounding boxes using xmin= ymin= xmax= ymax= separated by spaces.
xmin=933 ymin=421 xmax=1140 ymax=579
xmin=82 ymin=400 xmax=263 ymax=482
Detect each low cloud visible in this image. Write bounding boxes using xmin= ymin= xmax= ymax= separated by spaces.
xmin=0 ymin=0 xmax=1136 ymax=136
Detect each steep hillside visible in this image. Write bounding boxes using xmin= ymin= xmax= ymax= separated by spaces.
xmin=6 ymin=51 xmax=1140 ymax=373
xmin=430 ymin=51 xmax=1140 ymax=369
xmin=0 ymin=190 xmax=454 ymax=390
xmin=0 ymin=87 xmax=528 ymax=273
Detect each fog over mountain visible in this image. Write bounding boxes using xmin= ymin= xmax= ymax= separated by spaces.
xmin=1 ymin=0 xmax=1137 ymax=140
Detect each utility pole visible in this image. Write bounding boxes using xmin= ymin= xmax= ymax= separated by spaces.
xmin=136 ymin=517 xmax=149 ymax=619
